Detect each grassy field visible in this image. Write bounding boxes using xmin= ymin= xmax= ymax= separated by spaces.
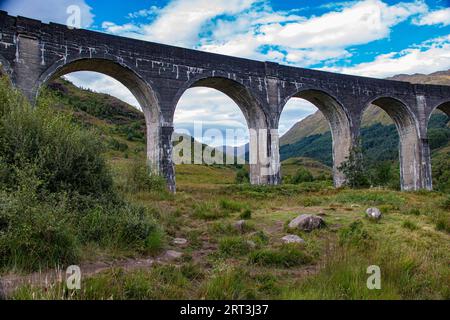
xmin=9 ymin=162 xmax=450 ymax=300
xmin=1 ymin=77 xmax=448 ymax=300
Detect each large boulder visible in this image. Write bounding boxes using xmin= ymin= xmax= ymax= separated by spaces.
xmin=366 ymin=207 xmax=382 ymax=220
xmin=288 ymin=214 xmax=326 ymax=232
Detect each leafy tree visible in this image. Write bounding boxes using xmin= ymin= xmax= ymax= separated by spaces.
xmin=338 ymin=146 xmax=370 ymax=188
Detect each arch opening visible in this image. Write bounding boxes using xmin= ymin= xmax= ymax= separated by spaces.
xmin=427 ymin=102 xmax=450 ymax=192
xmin=173 ymin=77 xmax=271 ymax=186
xmin=365 ymin=97 xmax=420 ymax=190
xmin=36 ymin=58 xmax=164 ymax=185
xmin=278 ymin=89 xmax=352 ymax=187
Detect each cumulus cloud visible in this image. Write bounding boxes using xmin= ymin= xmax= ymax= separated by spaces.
xmin=321 ymin=34 xmax=450 ymax=78
xmin=0 ymin=0 xmax=94 ymax=27
xmin=413 ymin=7 xmax=450 ymax=26
xmin=103 ymin=0 xmax=258 ymax=47
xmin=102 ymin=0 xmax=429 ymax=66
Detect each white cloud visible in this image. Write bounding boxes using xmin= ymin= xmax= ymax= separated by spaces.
xmin=413 ymin=7 xmax=450 ymax=26
xmin=103 ymin=0 xmax=258 ymax=47
xmin=321 ymin=34 xmax=450 ymax=78
xmin=0 ymin=0 xmax=94 ymax=27
xmin=102 ymin=0 xmax=427 ymax=65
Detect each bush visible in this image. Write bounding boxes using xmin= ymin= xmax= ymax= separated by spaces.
xmin=219 ymin=199 xmax=245 ymax=212
xmin=192 ymin=202 xmax=229 ymax=220
xmin=219 ymin=236 xmax=252 ymax=257
xmin=240 ymin=209 xmax=252 ymax=220
xmin=123 ymin=159 xmax=166 ymax=193
xmin=78 ymin=203 xmax=165 ymax=254
xmin=0 ymin=77 xmax=166 ymax=271
xmin=248 ymin=244 xmax=312 ymax=267
xmin=0 ymin=85 xmax=113 ymax=197
xmin=235 ymin=166 xmax=249 ymax=184
xmin=291 ymin=167 xmax=314 ymax=184
xmin=402 ymin=220 xmax=419 ymax=230
xmin=338 ymin=146 xmax=370 ymax=188
xmin=0 ymin=169 xmax=80 ymax=270
xmin=338 ymin=220 xmax=371 ymax=248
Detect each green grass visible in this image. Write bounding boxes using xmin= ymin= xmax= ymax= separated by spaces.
xmin=248 ymin=244 xmax=312 ymax=268
xmin=219 ymin=236 xmax=253 ymax=257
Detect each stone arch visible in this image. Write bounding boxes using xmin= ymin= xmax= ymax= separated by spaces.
xmin=364 ymin=96 xmax=421 ymax=190
xmin=279 ymin=88 xmax=353 ymax=187
xmin=172 ymin=75 xmax=276 ymax=185
xmin=428 ymin=100 xmax=450 ymax=121
xmin=35 ymin=57 xmax=166 ymax=185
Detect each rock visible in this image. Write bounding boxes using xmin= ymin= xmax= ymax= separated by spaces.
xmin=246 ymin=240 xmax=256 ymax=249
xmin=234 ymin=220 xmax=246 ymax=233
xmin=282 ymin=234 xmax=305 ymax=244
xmin=288 ymin=214 xmax=326 ymax=232
xmin=165 ymin=250 xmax=183 ymax=260
xmin=366 ymin=207 xmax=382 ymax=220
xmin=173 ymin=238 xmax=188 ymax=245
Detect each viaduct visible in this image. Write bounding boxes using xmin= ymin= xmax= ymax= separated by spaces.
xmin=1 ymin=12 xmax=449 ymax=192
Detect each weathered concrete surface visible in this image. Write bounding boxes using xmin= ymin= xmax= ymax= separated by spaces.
xmin=1 ymin=12 xmax=449 ymax=191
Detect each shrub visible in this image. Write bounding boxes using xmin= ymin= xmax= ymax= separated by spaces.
xmin=240 ymin=209 xmax=252 ymax=220
xmin=78 ymin=203 xmax=165 ymax=254
xmin=292 ymin=167 xmax=314 ymax=184
xmin=108 ymin=138 xmax=128 ymax=152
xmin=123 ymin=159 xmax=166 ymax=193
xmin=192 ymin=202 xmax=228 ymax=220
xmin=235 ymin=166 xmax=249 ymax=184
xmin=0 ymin=87 xmax=114 ymax=197
xmin=402 ymin=220 xmax=419 ymax=230
xmin=440 ymin=196 xmax=450 ymax=211
xmin=219 ymin=236 xmax=252 ymax=257
xmin=338 ymin=146 xmax=370 ymax=188
xmin=200 ymin=267 xmax=251 ymax=300
xmin=0 ymin=170 xmax=80 ymax=270
xmin=338 ymin=220 xmax=371 ymax=248
xmin=219 ymin=199 xmax=245 ymax=212
xmin=248 ymin=244 xmax=312 ymax=267
xmin=435 ymin=215 xmax=450 ymax=233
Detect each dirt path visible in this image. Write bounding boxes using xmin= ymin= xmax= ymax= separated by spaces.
xmin=0 ymin=249 xmax=184 ymax=298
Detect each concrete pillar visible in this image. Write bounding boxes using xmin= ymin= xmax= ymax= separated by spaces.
xmin=398 ymin=126 xmax=423 ymax=191
xmin=12 ymin=34 xmax=42 ymax=102
xmin=159 ymin=125 xmax=176 ymax=193
xmin=249 ymin=127 xmax=281 ymax=185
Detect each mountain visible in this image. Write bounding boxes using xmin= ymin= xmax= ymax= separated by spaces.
xmin=280 ymin=69 xmax=450 ymax=146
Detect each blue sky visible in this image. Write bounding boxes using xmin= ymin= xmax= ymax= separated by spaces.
xmin=2 ymin=0 xmax=450 ymax=145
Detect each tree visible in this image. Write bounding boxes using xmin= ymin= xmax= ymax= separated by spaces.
xmin=338 ymin=145 xmax=370 ymax=188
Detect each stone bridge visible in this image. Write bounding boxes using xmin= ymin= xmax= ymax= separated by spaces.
xmin=1 ymin=12 xmax=449 ymax=192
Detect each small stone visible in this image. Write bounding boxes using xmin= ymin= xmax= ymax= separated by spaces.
xmin=366 ymin=207 xmax=382 ymax=220
xmin=282 ymin=234 xmax=305 ymax=244
xmin=173 ymin=238 xmax=188 ymax=245
xmin=246 ymin=240 xmax=256 ymax=249
xmin=234 ymin=220 xmax=246 ymax=233
xmin=165 ymin=250 xmax=183 ymax=260
xmin=288 ymin=214 xmax=326 ymax=232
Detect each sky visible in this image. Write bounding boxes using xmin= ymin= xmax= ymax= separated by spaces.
xmin=2 ymin=0 xmax=450 ymax=145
